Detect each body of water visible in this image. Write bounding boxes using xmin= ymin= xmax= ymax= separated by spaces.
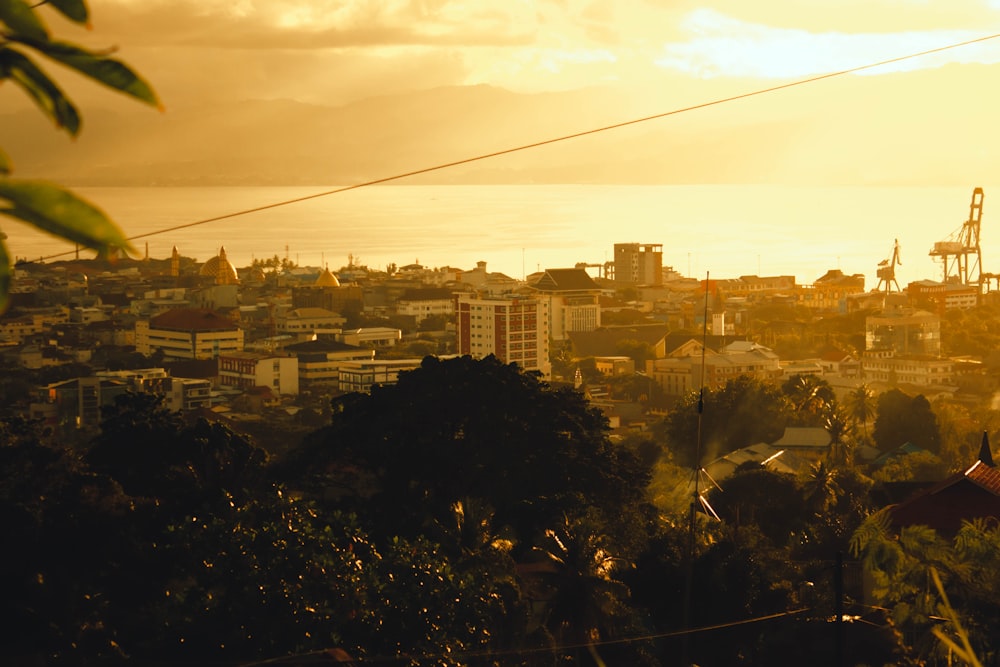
xmin=4 ymin=184 xmax=995 ymax=287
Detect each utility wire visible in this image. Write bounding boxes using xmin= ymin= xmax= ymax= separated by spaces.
xmin=35 ymin=29 xmax=1000 ymax=263
xmin=238 ymin=607 xmax=811 ymax=666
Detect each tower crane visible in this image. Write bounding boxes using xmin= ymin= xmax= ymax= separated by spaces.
xmin=929 ymin=187 xmax=984 ymax=288
xmin=876 ymin=239 xmax=902 ymax=293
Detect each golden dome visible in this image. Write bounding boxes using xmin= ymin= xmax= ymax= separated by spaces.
xmin=315 ymin=266 xmax=340 ymax=287
xmin=199 ymin=246 xmax=239 ymax=285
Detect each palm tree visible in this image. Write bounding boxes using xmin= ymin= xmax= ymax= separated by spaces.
xmin=529 ymin=515 xmax=632 ymax=666
xmin=782 ymin=374 xmax=835 ymax=426
xmin=802 ymin=461 xmax=843 ymax=516
xmin=824 ymin=407 xmax=852 ymax=466
xmin=844 ymin=383 xmax=876 ymax=444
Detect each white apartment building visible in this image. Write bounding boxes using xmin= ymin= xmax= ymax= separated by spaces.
xmin=456 ymin=293 xmax=550 ymax=377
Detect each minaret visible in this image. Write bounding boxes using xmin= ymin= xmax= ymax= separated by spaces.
xmin=171 ymin=246 xmax=180 ymax=278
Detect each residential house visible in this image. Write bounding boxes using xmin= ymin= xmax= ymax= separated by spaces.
xmin=889 ymin=438 xmax=1000 ymax=537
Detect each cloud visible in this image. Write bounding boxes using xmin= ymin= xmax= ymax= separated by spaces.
xmin=66 ymin=0 xmax=1000 ymax=111
xmin=700 ymin=0 xmax=1000 ymax=33
xmin=86 ymin=0 xmax=537 ymax=49
xmin=656 ymin=7 xmax=1000 ymax=78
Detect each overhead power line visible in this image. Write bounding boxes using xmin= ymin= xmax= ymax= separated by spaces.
xmin=238 ymin=607 xmax=811 ymax=666
xmin=36 ymin=30 xmax=1000 ymax=263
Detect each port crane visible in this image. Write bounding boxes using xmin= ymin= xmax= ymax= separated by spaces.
xmin=929 ymin=187 xmax=984 ymax=288
xmin=876 ymin=239 xmax=902 ymax=293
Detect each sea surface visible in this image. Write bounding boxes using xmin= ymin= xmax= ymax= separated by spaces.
xmin=5 ymin=184 xmax=996 ymax=287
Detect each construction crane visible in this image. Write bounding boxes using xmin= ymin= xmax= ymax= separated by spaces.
xmin=929 ymin=187 xmax=984 ymax=288
xmin=876 ymin=239 xmax=902 ymax=293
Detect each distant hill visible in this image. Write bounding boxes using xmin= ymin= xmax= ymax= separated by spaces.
xmin=0 ymin=63 xmax=996 ymax=186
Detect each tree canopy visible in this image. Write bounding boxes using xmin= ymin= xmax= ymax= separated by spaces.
xmin=873 ymin=389 xmax=942 ymax=454
xmin=663 ymin=375 xmax=791 ymax=468
xmin=276 ymin=354 xmax=653 ymax=553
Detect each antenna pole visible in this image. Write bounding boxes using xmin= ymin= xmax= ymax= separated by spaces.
xmin=682 ymin=271 xmax=710 ymax=666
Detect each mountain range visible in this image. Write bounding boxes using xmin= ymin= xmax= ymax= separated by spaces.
xmin=0 ymin=63 xmax=995 ymax=187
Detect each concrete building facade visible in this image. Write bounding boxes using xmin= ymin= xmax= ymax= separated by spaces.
xmin=456 ymin=293 xmax=550 ymax=377
xmin=614 ymin=243 xmax=663 ymax=286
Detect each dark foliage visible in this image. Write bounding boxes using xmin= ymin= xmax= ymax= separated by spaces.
xmin=276 ymin=355 xmax=652 ymax=554
xmin=873 ymin=389 xmax=942 ymax=454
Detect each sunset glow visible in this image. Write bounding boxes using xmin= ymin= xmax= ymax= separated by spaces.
xmin=76 ymin=0 xmax=1000 ymax=105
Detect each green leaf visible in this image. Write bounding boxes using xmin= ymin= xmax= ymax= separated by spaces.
xmin=0 ymin=236 xmax=10 ymax=315
xmin=8 ymin=36 xmax=161 ymax=109
xmin=0 ymin=147 xmax=10 ymax=175
xmin=0 ymin=179 xmax=134 ymax=254
xmin=0 ymin=0 xmax=49 ymax=41
xmin=0 ymin=47 xmax=80 ymax=134
xmin=46 ymin=0 xmax=89 ymax=25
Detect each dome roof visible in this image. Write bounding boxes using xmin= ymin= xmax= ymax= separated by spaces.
xmin=315 ymin=266 xmax=340 ymax=287
xmin=199 ymin=246 xmax=239 ymax=285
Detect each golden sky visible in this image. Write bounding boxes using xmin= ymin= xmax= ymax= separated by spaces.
xmin=77 ymin=0 xmax=1000 ymax=109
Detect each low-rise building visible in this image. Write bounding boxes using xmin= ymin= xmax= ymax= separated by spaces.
xmin=277 ymin=307 xmax=346 ymax=338
xmin=137 ymin=308 xmax=244 ymax=360
xmin=218 ymin=351 xmax=299 ymax=395
xmin=395 ymin=287 xmax=455 ymax=324
xmin=861 ymin=351 xmax=954 ymax=386
xmin=339 ymin=327 xmax=402 ymax=349
xmin=647 ymin=341 xmax=782 ymax=398
xmin=284 ymin=338 xmax=376 ymax=388
xmin=338 ymin=358 xmax=428 ymax=393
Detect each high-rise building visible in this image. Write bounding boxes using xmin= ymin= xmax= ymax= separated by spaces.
xmin=456 ymin=294 xmax=550 ymax=377
xmin=614 ymin=243 xmax=663 ymax=286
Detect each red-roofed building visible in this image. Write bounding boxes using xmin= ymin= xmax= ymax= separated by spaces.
xmin=136 ymin=308 xmax=244 ymax=360
xmin=890 ymin=437 xmax=1000 ymax=536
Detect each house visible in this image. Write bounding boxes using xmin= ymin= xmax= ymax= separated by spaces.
xmin=569 ymin=324 xmax=671 ymax=360
xmin=770 ymin=426 xmax=832 ymax=461
xmin=889 ymin=435 xmax=1000 ymax=537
